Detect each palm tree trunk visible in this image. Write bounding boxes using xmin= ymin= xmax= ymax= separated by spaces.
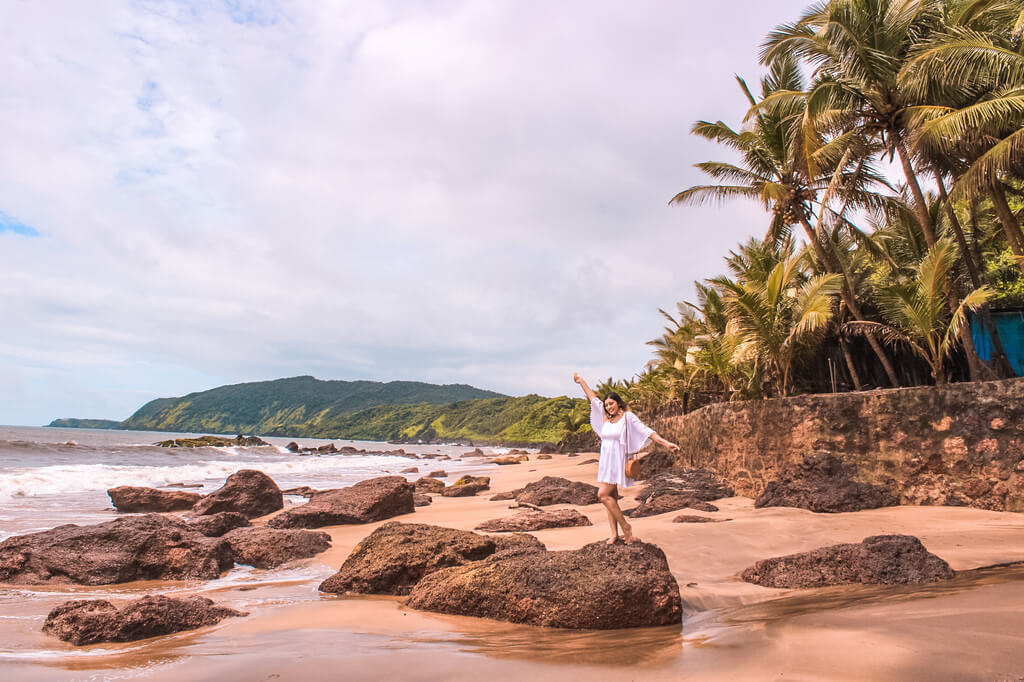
xmin=895 ymin=137 xmax=938 ymax=247
xmin=839 ymin=336 xmax=863 ymax=390
xmin=991 ymin=182 xmax=1024 ymax=277
xmin=935 ymin=172 xmax=1014 ymax=379
xmin=796 ymin=216 xmax=900 ymax=387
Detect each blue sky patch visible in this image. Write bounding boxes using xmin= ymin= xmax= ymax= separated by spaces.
xmin=0 ymin=211 xmax=40 ymax=237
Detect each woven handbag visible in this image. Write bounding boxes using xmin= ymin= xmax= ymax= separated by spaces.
xmin=623 ymin=415 xmax=645 ymax=480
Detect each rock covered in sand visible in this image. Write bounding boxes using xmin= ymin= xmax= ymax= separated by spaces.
xmin=740 ymin=534 xmax=954 ymax=588
xmin=42 ymin=595 xmax=246 ymax=645
xmin=268 ymin=476 xmax=414 ymax=529
xmin=191 ymin=469 xmax=284 ymax=519
xmin=0 ymin=514 xmax=233 ymax=585
xmin=406 ymin=541 xmax=682 ymax=629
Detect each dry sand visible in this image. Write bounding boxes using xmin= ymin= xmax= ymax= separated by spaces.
xmin=3 ymin=454 xmax=1024 ymax=681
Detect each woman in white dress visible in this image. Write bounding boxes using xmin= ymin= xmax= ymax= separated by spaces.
xmin=574 ymin=373 xmax=679 ymax=544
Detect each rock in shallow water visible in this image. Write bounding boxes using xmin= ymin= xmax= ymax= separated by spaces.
xmin=754 ymin=452 xmax=898 ymax=513
xmin=268 ymin=476 xmax=414 ymax=529
xmin=107 ymin=486 xmax=201 ymax=513
xmin=191 ymin=469 xmax=284 ymax=519
xmin=406 ymin=541 xmax=682 ymax=629
xmin=474 ymin=509 xmax=593 ymax=532
xmin=0 ymin=514 xmax=233 ymax=585
xmin=319 ymin=522 xmax=498 ymax=595
xmin=223 ymin=527 xmax=331 ymax=568
xmin=43 ymin=595 xmax=247 ymax=645
xmin=740 ymin=534 xmax=955 ymax=588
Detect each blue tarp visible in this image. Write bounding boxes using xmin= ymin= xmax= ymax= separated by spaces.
xmin=971 ymin=310 xmax=1024 ymax=376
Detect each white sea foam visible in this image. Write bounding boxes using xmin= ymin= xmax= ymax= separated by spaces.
xmin=0 ymin=454 xmax=428 ymax=500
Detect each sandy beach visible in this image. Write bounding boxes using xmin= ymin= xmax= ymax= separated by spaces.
xmin=3 ymin=451 xmax=1024 ymax=681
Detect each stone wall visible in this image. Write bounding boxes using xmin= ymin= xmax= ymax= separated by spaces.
xmin=653 ymin=378 xmax=1024 ymax=512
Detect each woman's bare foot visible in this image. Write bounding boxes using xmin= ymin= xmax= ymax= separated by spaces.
xmin=622 ymin=525 xmax=638 ymax=545
xmin=606 ymin=535 xmax=619 ymax=545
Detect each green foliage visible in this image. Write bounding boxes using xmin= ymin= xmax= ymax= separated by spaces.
xmin=46 ymin=418 xmax=123 ymax=430
xmin=985 ymin=248 xmax=1024 ymax=307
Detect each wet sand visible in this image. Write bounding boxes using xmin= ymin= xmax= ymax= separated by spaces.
xmin=3 ymin=454 xmax=1024 ymax=680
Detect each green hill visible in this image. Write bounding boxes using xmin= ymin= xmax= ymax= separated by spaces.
xmin=46 ymin=418 xmax=123 ymax=430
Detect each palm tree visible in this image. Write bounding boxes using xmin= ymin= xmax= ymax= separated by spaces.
xmin=670 ymin=54 xmax=902 ymax=385
xmin=847 ymin=238 xmax=993 ymax=383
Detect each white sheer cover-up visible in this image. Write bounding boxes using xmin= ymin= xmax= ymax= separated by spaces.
xmin=589 ymin=397 xmax=655 ymax=488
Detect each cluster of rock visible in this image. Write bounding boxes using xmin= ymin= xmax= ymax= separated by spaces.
xmin=754 ymin=452 xmax=898 ymax=513
xmin=740 ymin=534 xmax=955 ymax=588
xmin=284 ymin=442 xmax=419 ymax=458
xmin=154 ymin=435 xmax=270 ymax=448
xmin=624 ymin=469 xmax=734 ymax=518
xmin=319 ymin=522 xmax=682 ymax=629
xmin=490 ymin=476 xmax=598 ymax=506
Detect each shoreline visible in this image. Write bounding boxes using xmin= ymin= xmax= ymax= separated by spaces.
xmin=2 ymin=454 xmax=1024 ymax=680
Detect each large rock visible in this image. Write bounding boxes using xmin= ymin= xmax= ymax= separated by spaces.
xmin=406 ymin=541 xmax=682 ymax=629
xmin=223 ymin=527 xmax=331 ymax=568
xmin=191 ymin=470 xmax=283 ymax=519
xmin=107 ymin=486 xmax=202 ymax=513
xmin=187 ymin=512 xmax=252 ymax=537
xmin=514 ymin=476 xmax=599 ymax=506
xmin=754 ymin=453 xmax=898 ymax=513
xmin=268 ymin=476 xmax=414 ymax=529
xmin=441 ymin=483 xmax=488 ymax=497
xmin=0 ymin=515 xmax=233 ymax=585
xmin=319 ymin=522 xmax=497 ymax=595
xmin=636 ymin=469 xmax=734 ymax=504
xmin=740 ymin=534 xmax=955 ymax=588
xmin=475 ymin=509 xmax=593 ymax=532
xmin=627 ymin=495 xmax=719 ymax=518
xmin=415 ymin=477 xmax=446 ymax=494
xmin=487 ymin=533 xmax=546 ymax=553
xmin=42 ymin=596 xmax=246 ymax=645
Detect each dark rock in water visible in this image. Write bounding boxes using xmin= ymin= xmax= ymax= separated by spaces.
xmin=0 ymin=515 xmax=233 ymax=585
xmin=754 ymin=453 xmax=898 ymax=513
xmin=154 ymin=435 xmax=270 ymax=448
xmin=672 ymin=514 xmax=728 ymax=523
xmin=465 ymin=448 xmax=485 ymax=457
xmin=626 ymin=494 xmax=719 ymax=518
xmin=636 ymin=469 xmax=734 ymax=504
xmin=318 ymin=522 xmax=497 ymax=595
xmin=413 ymin=492 xmax=432 ymax=507
xmin=223 ymin=527 xmax=330 ymax=568
xmin=740 ymin=534 xmax=955 ymax=588
xmin=285 ymin=441 xmax=301 ymax=453
xmin=427 ymin=470 xmax=447 ymax=478
xmin=401 ymin=467 xmax=420 ymax=474
xmin=165 ymin=482 xmax=203 ymax=489
xmin=191 ymin=470 xmax=284 ymax=519
xmin=282 ymin=486 xmax=318 ymax=498
xmin=268 ymin=476 xmax=414 ymax=529
xmin=414 ymin=477 xmax=446 ymax=494
xmin=515 ymin=476 xmax=598 ymax=507
xmin=43 ymin=595 xmax=246 ymax=645
xmin=107 ymin=486 xmax=201 ymax=513
xmin=406 ymin=541 xmax=682 ymax=629
xmin=487 ymin=533 xmax=546 ymax=553
xmin=441 ymin=483 xmax=488 ymax=497
xmin=317 ymin=443 xmax=338 ymax=453
xmin=475 ymin=509 xmax=593 ymax=532
xmin=187 ymin=512 xmax=251 ymax=537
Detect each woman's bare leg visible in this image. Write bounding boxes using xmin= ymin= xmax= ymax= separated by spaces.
xmin=598 ymin=483 xmax=635 ymax=544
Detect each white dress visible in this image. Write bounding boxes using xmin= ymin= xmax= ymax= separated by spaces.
xmin=590 ymin=397 xmax=655 ymax=488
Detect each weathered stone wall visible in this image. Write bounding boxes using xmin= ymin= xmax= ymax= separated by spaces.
xmin=654 ymin=378 xmax=1024 ymax=512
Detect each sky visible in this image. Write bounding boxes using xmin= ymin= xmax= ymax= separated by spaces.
xmin=0 ymin=0 xmax=813 ymax=426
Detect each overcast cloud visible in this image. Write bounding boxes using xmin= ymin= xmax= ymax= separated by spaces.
xmin=1 ymin=0 xmax=812 ymax=425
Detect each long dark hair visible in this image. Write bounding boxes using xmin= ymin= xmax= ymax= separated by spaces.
xmin=603 ymin=392 xmax=627 ymax=416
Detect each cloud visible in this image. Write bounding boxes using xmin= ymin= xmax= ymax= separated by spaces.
xmin=0 ymin=0 xmax=812 ymax=424
xmin=0 ymin=211 xmax=40 ymax=237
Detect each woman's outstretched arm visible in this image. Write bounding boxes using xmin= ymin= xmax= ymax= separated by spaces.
xmin=648 ymin=432 xmax=680 ymax=452
xmin=573 ymin=373 xmax=597 ymax=402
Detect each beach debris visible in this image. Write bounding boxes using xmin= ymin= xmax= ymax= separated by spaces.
xmin=107 ymin=486 xmax=201 ymax=513
xmin=507 ymin=476 xmax=599 ymax=507
xmin=223 ymin=527 xmax=331 ymax=569
xmin=0 ymin=514 xmax=233 ymax=585
xmin=154 ymin=435 xmax=269 ymax=448
xmin=672 ymin=514 xmax=729 ymax=523
xmin=754 ymin=452 xmax=898 ymax=513
xmin=192 ymin=469 xmax=284 ymax=519
xmin=42 ymin=595 xmax=246 ymax=645
xmin=318 ymin=522 xmax=498 ymax=595
xmin=268 ymin=476 xmax=414 ymax=529
xmin=636 ymin=469 xmax=735 ymax=505
xmin=187 ymin=512 xmax=251 ymax=537
xmin=475 ymin=509 xmax=593 ymax=533
xmin=414 ymin=477 xmax=446 ymax=494
xmin=626 ymin=495 xmax=719 ymax=518
xmin=406 ymin=540 xmax=683 ymax=629
xmin=740 ymin=534 xmax=955 ymax=588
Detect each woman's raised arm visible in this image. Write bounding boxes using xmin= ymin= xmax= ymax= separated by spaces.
xmin=573 ymin=373 xmax=597 ymax=402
